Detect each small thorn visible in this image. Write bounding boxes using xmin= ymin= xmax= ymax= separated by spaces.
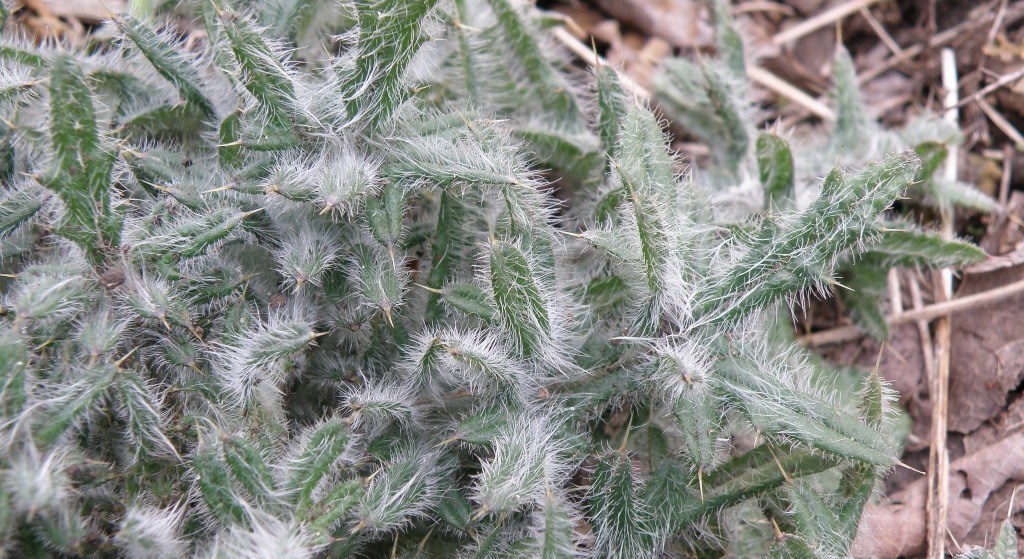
xmin=435 ymin=437 xmax=458 ymax=448
xmin=217 ymin=139 xmax=244 ymax=148
xmin=698 ymin=468 xmax=704 ymax=502
xmin=240 ymin=207 xmax=265 ymax=218
xmin=896 ymin=460 xmax=926 ymax=475
xmin=414 ymin=283 xmax=443 ymax=294
xmin=114 ymin=347 xmax=139 ymax=369
xmin=310 ymin=331 xmax=330 ymax=339
xmin=204 ymin=184 xmax=235 ymax=193
xmin=831 ymin=279 xmax=854 ymax=292
xmin=382 ymin=307 xmax=395 ymax=328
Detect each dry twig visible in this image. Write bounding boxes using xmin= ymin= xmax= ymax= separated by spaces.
xmin=772 ymin=0 xmax=882 ymax=46
xmin=798 ymin=276 xmax=1024 ymax=346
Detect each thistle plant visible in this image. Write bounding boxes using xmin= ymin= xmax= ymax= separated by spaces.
xmin=652 ymin=5 xmax=991 ymax=340
xmin=0 ymin=1 xmax=987 ymax=558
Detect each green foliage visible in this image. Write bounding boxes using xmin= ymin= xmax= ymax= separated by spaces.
xmin=0 ymin=1 xmax=988 ymax=557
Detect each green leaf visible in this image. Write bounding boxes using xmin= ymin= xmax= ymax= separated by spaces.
xmin=433 ymin=485 xmax=474 ymax=532
xmin=648 ymin=446 xmax=835 ymax=532
xmin=350 ymin=241 xmax=406 ymax=322
xmin=286 ymin=417 xmax=352 ymax=514
xmin=614 ymin=106 xmax=676 ymax=330
xmin=0 ymin=181 xmax=44 ymax=239
xmin=581 ymin=274 xmax=631 ymax=315
xmin=0 ymin=41 xmax=47 ymax=67
xmin=489 ymin=240 xmax=551 ymax=358
xmin=838 ymin=258 xmax=890 ymax=341
xmin=485 ymin=0 xmax=582 ymax=125
xmin=135 ymin=209 xmax=254 ymax=263
xmin=340 ymin=0 xmax=440 ymax=130
xmin=701 ymin=63 xmax=749 ymax=170
xmin=354 ymin=448 xmax=438 ymax=532
xmin=439 ymin=282 xmax=496 ymax=323
xmin=757 ymin=133 xmax=795 ymax=210
xmin=672 ymin=392 xmax=719 ymax=471
xmin=37 ymin=365 xmax=117 ymax=447
xmin=425 ymin=190 xmax=468 ymax=322
xmin=715 ymin=355 xmax=896 ymax=466
xmin=768 ymin=534 xmax=818 ymax=559
xmin=223 ymin=436 xmax=277 ymax=508
xmin=696 ymin=152 xmax=919 ymax=325
xmin=449 ymin=405 xmax=512 ymax=447
xmin=305 ymin=479 xmax=363 ymax=544
xmin=365 ymin=180 xmax=407 ymax=251
xmin=114 ymin=13 xmax=217 ymax=119
xmin=866 ymin=228 xmax=987 ymax=268
xmin=114 ymin=370 xmax=178 ymax=460
xmin=260 ymin=0 xmax=331 ymax=41
xmin=588 ymin=450 xmax=658 ymax=557
xmin=712 ymin=0 xmax=745 ymax=78
xmin=833 ymin=45 xmax=868 ymax=150
xmin=44 ymin=54 xmax=120 ymax=260
xmin=596 ymin=65 xmax=629 ymax=172
xmin=0 ymin=329 xmax=29 ymax=418
xmin=193 ymin=449 xmax=249 ymax=526
xmin=913 ymin=141 xmax=948 ymax=183
xmin=220 ymin=9 xmax=303 ymax=143
xmin=531 ymin=489 xmax=577 ymax=559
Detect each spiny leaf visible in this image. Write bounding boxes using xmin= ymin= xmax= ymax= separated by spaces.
xmin=696 ymin=152 xmax=919 ymax=325
xmin=438 ymin=282 xmax=496 ymax=323
xmin=365 ymin=180 xmax=406 ymax=251
xmin=433 ymin=485 xmax=473 ymax=533
xmin=838 ymin=258 xmax=890 ymax=341
xmin=596 ymin=65 xmax=629 ymax=171
xmin=223 ymin=436 xmax=277 ymax=508
xmin=757 ymin=133 xmax=795 ymax=210
xmin=614 ymin=106 xmax=676 ymax=330
xmin=220 ymin=9 xmax=303 ymax=143
xmin=340 ymin=0 xmax=440 ymax=130
xmin=485 ymin=0 xmax=582 ymax=125
xmin=114 ymin=13 xmax=217 ymax=119
xmin=354 ymin=448 xmax=438 ymax=533
xmin=712 ymin=0 xmax=745 ymax=78
xmin=0 ymin=329 xmax=29 ymax=418
xmin=193 ymin=449 xmax=250 ymax=526
xmin=44 ymin=54 xmax=120 ymax=259
xmin=768 ymin=534 xmax=818 ymax=559
xmin=114 ymin=370 xmax=178 ymax=460
xmin=285 ymin=417 xmax=352 ymax=514
xmin=0 ymin=181 xmax=44 ymax=239
xmin=305 ymin=479 xmax=362 ymax=544
xmin=36 ymin=365 xmax=117 ymax=447
xmin=489 ymin=240 xmax=551 ymax=358
xmin=531 ymin=489 xmax=578 ymax=559
xmin=588 ymin=450 xmax=659 ymax=558
xmin=866 ymin=228 xmax=987 ymax=268
xmin=425 ymin=190 xmax=468 ymax=322
xmin=833 ymin=44 xmax=868 ymax=150
xmin=715 ymin=355 xmax=896 ymax=466
xmin=260 ymin=0 xmax=331 ymax=41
